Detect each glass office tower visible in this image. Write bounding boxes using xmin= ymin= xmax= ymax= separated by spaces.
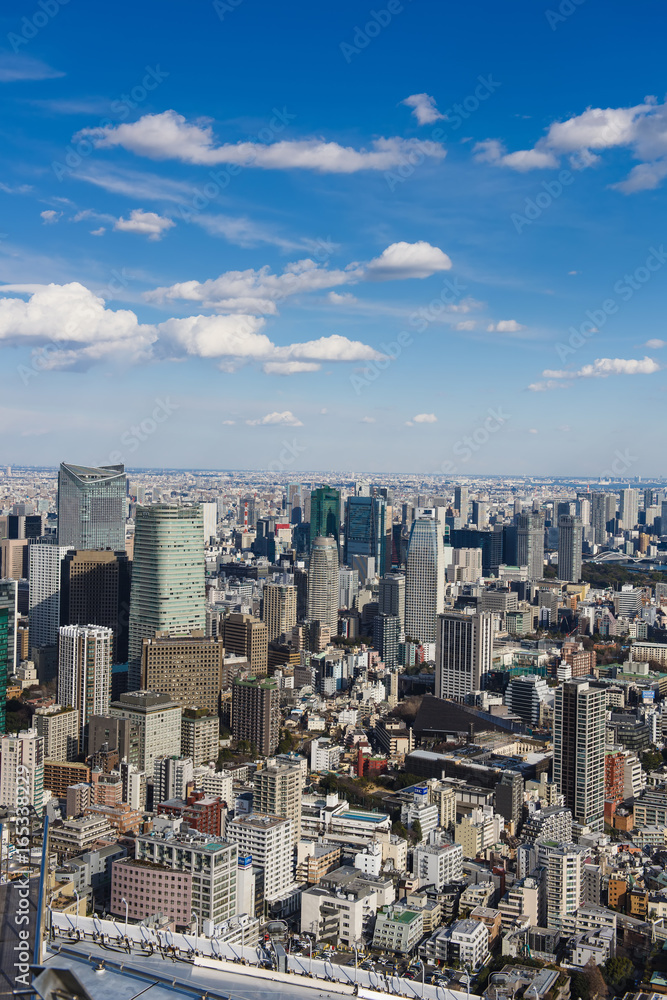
xmin=57 ymin=462 xmax=126 ymax=551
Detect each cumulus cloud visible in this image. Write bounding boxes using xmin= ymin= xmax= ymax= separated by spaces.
xmin=365 ymin=241 xmax=452 ymax=280
xmin=77 ymin=109 xmax=446 ymax=173
xmin=222 ymin=419 xmax=236 ymax=425
xmin=401 ymin=93 xmax=444 ymax=125
xmin=487 ymin=319 xmax=526 ymax=333
xmin=246 ymin=411 xmax=303 ymax=426
xmin=645 ymin=338 xmax=666 ymax=348
xmin=328 ymin=291 xmax=358 ymax=304
xmin=114 ymin=209 xmax=175 ymax=240
xmin=413 ymin=413 xmax=438 ymax=423
xmin=0 ymin=282 xmax=384 ymax=374
xmin=474 ymin=98 xmax=667 ymax=191
xmin=40 ymin=210 xmax=62 ymax=224
xmin=147 ymin=241 xmax=452 ymax=313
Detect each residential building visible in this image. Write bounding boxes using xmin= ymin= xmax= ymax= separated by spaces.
xmin=413 ymin=841 xmax=463 ymax=890
xmin=262 ymin=583 xmax=297 ymax=641
xmin=28 ymin=542 xmax=71 ymax=651
xmin=58 ymin=624 xmax=113 ymax=753
xmin=181 ymin=708 xmax=219 ymax=766
xmin=227 ymin=813 xmax=292 ymax=901
xmin=372 ymin=906 xmax=423 ymax=954
xmin=553 ymin=679 xmax=605 ymax=832
xmin=558 ymin=515 xmax=583 ymax=583
xmin=222 ymin=613 xmax=268 ymax=677
xmin=231 ymin=676 xmax=279 ymax=756
xmin=109 ymin=691 xmax=181 ymax=777
xmin=0 ymin=729 xmax=44 ymax=812
xmin=378 ymin=573 xmax=405 ymax=629
xmin=436 ymin=611 xmax=493 ymax=702
xmin=154 ymin=756 xmax=194 ymax=805
xmin=34 ymin=705 xmax=80 ymax=762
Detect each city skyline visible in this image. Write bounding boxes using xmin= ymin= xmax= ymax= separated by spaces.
xmin=1 ymin=0 xmax=666 ymax=473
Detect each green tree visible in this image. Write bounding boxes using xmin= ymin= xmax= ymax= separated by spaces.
xmin=641 ymin=748 xmax=663 ymax=772
xmin=412 ymin=819 xmax=423 ymax=842
xmin=570 ymin=972 xmax=590 ymax=1000
xmin=602 ymin=956 xmax=634 ymax=988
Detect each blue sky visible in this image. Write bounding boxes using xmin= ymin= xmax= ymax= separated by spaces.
xmin=1 ymin=0 xmax=667 ymax=475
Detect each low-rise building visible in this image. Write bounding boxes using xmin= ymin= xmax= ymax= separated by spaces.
xmin=110 ymin=857 xmax=192 ymax=929
xmin=372 ymin=906 xmax=423 ymax=954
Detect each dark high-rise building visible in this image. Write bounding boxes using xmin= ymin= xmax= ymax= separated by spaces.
xmin=373 ymin=613 xmax=400 ymax=669
xmin=450 ymin=528 xmax=503 ymax=576
xmin=516 ymin=512 xmax=545 ymax=580
xmin=553 ymin=679 xmax=605 ymax=832
xmin=494 ymin=771 xmax=524 ymax=832
xmin=87 ymin=714 xmax=141 ymax=768
xmin=309 ymin=486 xmax=340 ymax=549
xmin=558 ymin=515 xmax=583 ymax=583
xmin=232 ymin=676 xmax=279 ymax=756
xmin=60 ymin=549 xmax=131 ymax=663
xmin=435 ymin=611 xmax=493 ymax=702
xmin=6 ymin=514 xmax=44 ymax=540
xmin=344 ymin=495 xmax=386 ymax=569
xmin=591 ymin=492 xmax=615 ymax=544
xmin=57 ymin=463 xmax=126 ymax=551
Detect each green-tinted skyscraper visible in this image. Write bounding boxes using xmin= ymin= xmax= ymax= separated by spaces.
xmin=128 ymin=505 xmax=206 ymax=690
xmin=309 ymin=486 xmax=340 ymax=549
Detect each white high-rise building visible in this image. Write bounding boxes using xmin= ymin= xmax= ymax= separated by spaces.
xmin=620 ymin=488 xmax=638 ymax=530
xmin=338 ymin=568 xmax=359 ymax=610
xmin=405 ymin=513 xmax=445 ymax=646
xmin=29 ymin=542 xmax=71 ymax=651
xmin=307 ymin=536 xmax=339 ymax=635
xmin=227 ymin=813 xmax=293 ymax=900
xmin=0 ymin=729 xmax=44 ymax=812
xmin=436 ymin=611 xmax=493 ymax=701
xmin=413 ymin=841 xmax=463 ymax=890
xmin=154 ymin=755 xmax=194 ymax=805
xmin=34 ymin=704 xmax=80 ymax=762
xmin=58 ymin=625 xmax=113 ymax=752
xmin=201 ymin=502 xmax=217 ymax=543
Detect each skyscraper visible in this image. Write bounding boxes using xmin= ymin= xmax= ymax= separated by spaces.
xmin=619 ymin=487 xmax=638 ymax=530
xmin=553 ymin=679 xmax=605 ymax=832
xmin=57 ymin=462 xmax=126 ymax=551
xmin=263 ymin=583 xmax=297 ymax=641
xmin=0 ymin=730 xmax=43 ymax=812
xmin=558 ymin=514 xmax=583 ymax=583
xmin=128 ymin=505 xmax=206 ymax=690
xmin=307 ymin=536 xmax=339 ymax=636
xmin=405 ymin=514 xmax=445 ymax=646
xmin=344 ymin=495 xmax=386 ymax=569
xmin=0 ymin=579 xmax=17 ymax=733
xmin=454 ymin=486 xmax=469 ymax=521
xmin=378 ymin=573 xmax=405 ymax=629
xmin=435 ymin=611 xmax=493 ymax=701
xmin=309 ymin=486 xmax=341 ymax=549
xmin=29 ymin=541 xmax=71 ymax=652
xmin=58 ymin=624 xmax=113 ymax=753
xmin=221 ymin=612 xmax=268 ymax=676
xmin=591 ymin=492 xmax=615 ymax=544
xmin=60 ymin=549 xmax=131 ymax=663
xmin=516 ymin=512 xmax=545 ymax=580
xmin=373 ymin=612 xmax=401 ymax=669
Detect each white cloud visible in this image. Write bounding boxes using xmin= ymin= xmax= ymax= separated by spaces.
xmin=456 ymin=320 xmax=476 ymax=331
xmin=645 ymin=339 xmax=666 ymax=349
xmin=0 ymin=54 xmax=64 ymax=82
xmin=328 ymin=291 xmax=358 ymax=304
xmin=114 ymin=209 xmax=175 ymax=241
xmin=365 ymin=241 xmax=452 ymax=280
xmin=91 ymin=227 xmax=106 ymax=236
xmin=147 ymin=241 xmax=452 ymax=313
xmin=528 ymin=428 xmax=538 ymax=434
xmin=40 ymin=210 xmax=61 ymax=224
xmin=246 ymin=411 xmax=303 ymax=426
xmin=543 ymin=356 xmax=661 ymax=379
xmin=487 ymin=319 xmax=526 ymax=333
xmin=78 ymin=109 xmax=446 ymax=173
xmin=361 ymin=416 xmax=376 ymax=423
xmin=76 ymin=164 xmax=197 ymax=203
xmin=221 ymin=419 xmax=236 ymax=425
xmin=474 ymin=98 xmax=667 ymax=191
xmin=194 ymin=213 xmax=309 ymax=250
xmin=262 ymin=361 xmax=321 ymax=375
xmin=413 ymin=413 xmax=438 ymax=423
xmin=528 ymin=380 xmax=570 ymax=392
xmin=401 ymin=93 xmax=444 ymax=125
xmin=0 ymin=282 xmax=384 ymax=373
